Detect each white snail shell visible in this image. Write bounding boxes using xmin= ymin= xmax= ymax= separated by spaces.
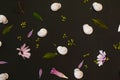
xmin=0 ymin=41 xmax=2 ymax=47
xmin=37 ymin=28 xmax=48 ymax=37
xmin=83 ymin=24 xmax=93 ymax=35
xmin=0 ymin=15 xmax=8 ymax=24
xmin=51 ymin=3 xmax=62 ymax=11
xmin=57 ymin=46 xmax=68 ymax=55
xmin=0 ymin=73 xmax=9 ymax=80
xmin=74 ymin=68 xmax=83 ymax=79
xmin=92 ymin=2 xmax=103 ymax=12
xmin=118 ymin=24 xmax=120 ymax=32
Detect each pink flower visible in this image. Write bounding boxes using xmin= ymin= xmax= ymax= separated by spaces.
xmin=97 ymin=50 xmax=106 ymax=66
xmin=17 ymin=43 xmax=31 ymax=59
xmin=50 ymin=68 xmax=68 ymax=79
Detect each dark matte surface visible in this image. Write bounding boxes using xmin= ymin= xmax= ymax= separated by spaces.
xmin=0 ymin=0 xmax=120 ymax=80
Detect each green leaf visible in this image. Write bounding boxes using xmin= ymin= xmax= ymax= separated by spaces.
xmin=43 ymin=52 xmax=57 ymax=59
xmin=33 ymin=12 xmax=43 ymax=21
xmin=2 ymin=25 xmax=13 ymax=35
xmin=92 ymin=19 xmax=108 ymax=29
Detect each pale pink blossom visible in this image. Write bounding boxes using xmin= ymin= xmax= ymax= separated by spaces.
xmin=97 ymin=50 xmax=106 ymax=66
xmin=17 ymin=43 xmax=31 ymax=59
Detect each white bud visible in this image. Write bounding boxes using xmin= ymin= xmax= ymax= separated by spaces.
xmin=83 ymin=24 xmax=93 ymax=35
xmin=51 ymin=3 xmax=61 ymax=11
xmin=37 ymin=28 xmax=48 ymax=37
xmin=92 ymin=2 xmax=103 ymax=12
xmin=57 ymin=46 xmax=68 ymax=55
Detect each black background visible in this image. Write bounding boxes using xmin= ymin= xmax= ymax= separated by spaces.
xmin=0 ymin=0 xmax=120 ymax=80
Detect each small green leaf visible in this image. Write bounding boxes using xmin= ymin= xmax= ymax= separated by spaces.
xmin=83 ymin=53 xmax=90 ymax=58
xmin=94 ymin=60 xmax=98 ymax=64
xmin=106 ymin=57 xmax=110 ymax=61
xmin=118 ymin=45 xmax=120 ymax=50
xmin=35 ymin=37 xmax=40 ymax=42
xmin=83 ymin=0 xmax=89 ymax=3
xmin=84 ymin=64 xmax=88 ymax=69
xmin=2 ymin=25 xmax=13 ymax=35
xmin=113 ymin=44 xmax=117 ymax=49
xmin=17 ymin=35 xmax=22 ymax=41
xmin=33 ymin=12 xmax=43 ymax=21
xmin=36 ymin=43 xmax=40 ymax=48
xmin=21 ymin=21 xmax=26 ymax=28
xmin=53 ymin=43 xmax=57 ymax=47
xmin=43 ymin=52 xmax=57 ymax=59
xmin=61 ymin=15 xmax=67 ymax=22
xmin=113 ymin=42 xmax=120 ymax=50
xmin=67 ymin=39 xmax=75 ymax=46
xmin=62 ymin=33 xmax=68 ymax=39
xmin=92 ymin=19 xmax=108 ymax=29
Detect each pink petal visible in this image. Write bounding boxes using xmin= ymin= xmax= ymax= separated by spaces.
xmin=22 ymin=46 xmax=29 ymax=52
xmin=98 ymin=61 xmax=103 ymax=67
xmin=99 ymin=50 xmax=106 ymax=57
xmin=21 ymin=44 xmax=26 ymax=50
xmin=20 ymin=52 xmax=31 ymax=59
xmin=78 ymin=60 xmax=84 ymax=69
xmin=16 ymin=48 xmax=20 ymax=51
xmin=23 ymin=53 xmax=31 ymax=59
xmin=101 ymin=52 xmax=106 ymax=57
xmin=99 ymin=50 xmax=103 ymax=54
xmin=18 ymin=52 xmax=22 ymax=55
xmin=0 ymin=61 xmax=8 ymax=64
xmin=97 ymin=58 xmax=103 ymax=61
xmin=27 ymin=29 xmax=33 ymax=38
xmin=23 ymin=49 xmax=30 ymax=54
xmin=39 ymin=68 xmax=43 ymax=79
xmin=97 ymin=54 xmax=103 ymax=59
xmin=50 ymin=68 xmax=68 ymax=79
